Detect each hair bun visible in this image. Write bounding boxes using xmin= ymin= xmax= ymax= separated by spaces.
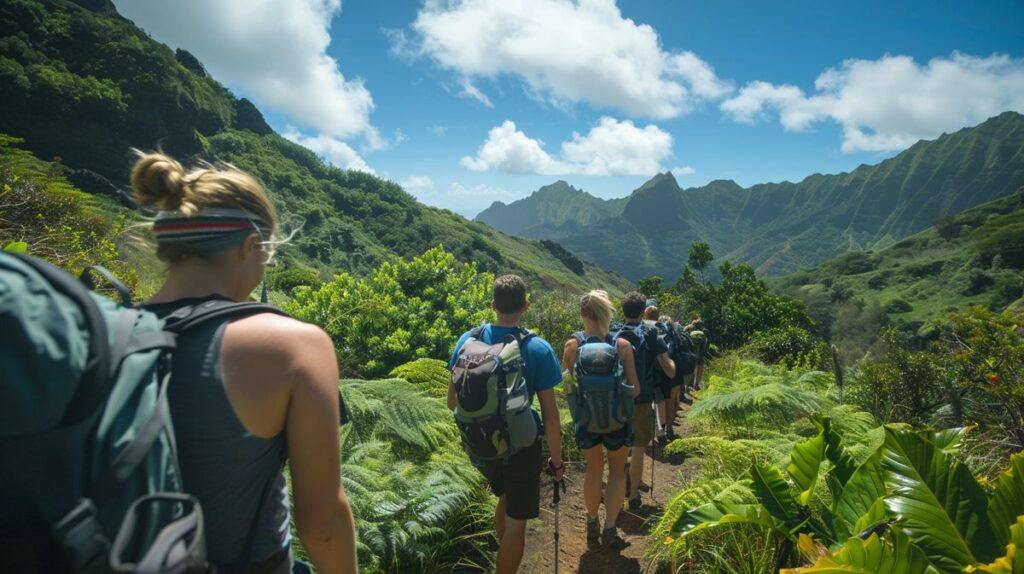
xmin=131 ymin=151 xmax=188 ymax=210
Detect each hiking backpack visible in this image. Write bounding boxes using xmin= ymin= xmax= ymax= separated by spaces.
xmin=612 ymin=323 xmax=657 ymax=403
xmin=451 ymin=325 xmax=540 ymax=461
xmin=0 ymin=252 xmax=286 ymax=573
xmin=568 ymin=333 xmax=634 ymax=434
xmin=663 ymin=322 xmax=697 ymax=379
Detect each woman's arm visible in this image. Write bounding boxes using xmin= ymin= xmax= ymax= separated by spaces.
xmin=284 ymin=325 xmax=358 ymax=574
xmin=561 ymin=337 xmax=579 ymax=372
xmin=616 ymin=338 xmax=641 ymax=398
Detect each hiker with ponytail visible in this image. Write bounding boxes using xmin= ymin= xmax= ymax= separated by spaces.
xmin=133 ymin=152 xmax=357 ymax=574
xmin=561 ymin=290 xmax=640 ymax=549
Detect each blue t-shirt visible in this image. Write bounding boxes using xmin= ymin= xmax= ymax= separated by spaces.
xmin=449 ymin=324 xmax=562 ymax=405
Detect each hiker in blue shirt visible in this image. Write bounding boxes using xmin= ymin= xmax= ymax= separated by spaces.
xmin=448 ymin=274 xmax=564 ymax=574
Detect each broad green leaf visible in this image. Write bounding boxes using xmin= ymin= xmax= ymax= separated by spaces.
xmin=2 ymin=241 xmax=28 ymax=254
xmin=881 ymin=426 xmax=997 ymax=573
xmin=669 ymin=501 xmax=780 ymax=537
xmin=780 ymin=530 xmax=940 ymax=574
xmin=990 ymin=453 xmax=1024 ymax=549
xmin=851 ymin=499 xmax=889 ymax=539
xmin=750 ymin=462 xmax=802 ymax=528
xmin=833 ymin=453 xmax=886 ymax=542
xmin=789 ymin=430 xmax=827 ymax=506
xmin=933 ymin=426 xmax=972 ymax=454
xmin=818 ymin=416 xmax=859 ymax=493
xmin=966 ymin=515 xmax=1024 ymax=574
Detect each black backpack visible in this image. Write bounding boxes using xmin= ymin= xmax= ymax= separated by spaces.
xmin=664 ymin=322 xmax=697 ymax=379
xmin=612 ymin=323 xmax=657 ymax=403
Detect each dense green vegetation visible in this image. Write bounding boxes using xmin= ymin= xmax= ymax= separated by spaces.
xmin=0 ymin=0 xmax=631 ymax=294
xmin=477 ymin=112 xmax=1024 ymax=281
xmin=3 ymin=2 xmax=1022 ymax=573
xmin=777 ymin=188 xmax=1024 ymax=364
xmin=649 ymin=349 xmax=1023 ymax=573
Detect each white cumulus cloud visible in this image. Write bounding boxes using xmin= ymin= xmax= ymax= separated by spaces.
xmin=113 ymin=0 xmax=380 ymax=146
xmin=461 ymin=117 xmax=674 ymax=176
xmin=402 ymin=0 xmax=731 ymax=118
xmin=283 ymin=128 xmax=375 ymax=174
xmin=671 ymin=166 xmax=695 ymax=176
xmin=721 ymin=52 xmax=1024 ymax=152
xmin=400 ymin=175 xmax=435 ymax=192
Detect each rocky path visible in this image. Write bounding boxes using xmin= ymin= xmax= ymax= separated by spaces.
xmin=518 ymin=406 xmax=693 ymax=574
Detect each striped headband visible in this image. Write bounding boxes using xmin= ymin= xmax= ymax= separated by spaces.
xmin=153 ymin=207 xmax=272 ymax=253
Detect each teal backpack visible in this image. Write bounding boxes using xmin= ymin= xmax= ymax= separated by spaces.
xmin=569 ymin=333 xmax=634 ymax=434
xmin=0 ymin=253 xmax=283 ymax=573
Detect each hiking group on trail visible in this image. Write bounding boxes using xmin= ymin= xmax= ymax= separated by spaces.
xmin=1 ymin=153 xmax=708 ymax=574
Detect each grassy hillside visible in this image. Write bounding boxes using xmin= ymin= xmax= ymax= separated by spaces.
xmin=0 ymin=0 xmax=631 ymax=293
xmin=775 ymin=187 xmax=1024 ymax=335
xmin=476 ymin=113 xmax=1024 ymax=281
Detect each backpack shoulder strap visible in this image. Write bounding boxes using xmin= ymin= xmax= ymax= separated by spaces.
xmin=469 ymin=324 xmax=487 ymax=340
xmin=162 ymin=300 xmax=290 ymax=334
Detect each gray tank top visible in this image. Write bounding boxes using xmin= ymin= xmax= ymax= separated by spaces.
xmin=144 ymin=296 xmax=291 ymax=567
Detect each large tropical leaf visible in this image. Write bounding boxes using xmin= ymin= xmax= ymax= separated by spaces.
xmin=818 ymin=416 xmax=860 ymax=500
xmin=881 ymin=426 xmax=997 ymax=573
xmin=780 ymin=530 xmax=940 ymax=574
xmin=966 ymin=514 xmax=1024 ymax=574
xmin=789 ymin=430 xmax=827 ymax=506
xmin=669 ymin=501 xmax=780 ymax=537
xmin=990 ymin=453 xmax=1024 ymax=549
xmin=750 ymin=462 xmax=803 ymax=529
xmin=833 ymin=453 xmax=886 ymax=543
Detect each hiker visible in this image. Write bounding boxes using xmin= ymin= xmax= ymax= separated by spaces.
xmin=689 ymin=318 xmax=708 ymax=391
xmin=448 ymin=275 xmax=564 ymax=574
xmin=655 ymin=314 xmax=678 ymax=442
xmin=617 ymin=292 xmax=675 ymax=512
xmin=561 ymin=290 xmax=641 ymax=549
xmin=132 ymin=152 xmax=357 ymax=574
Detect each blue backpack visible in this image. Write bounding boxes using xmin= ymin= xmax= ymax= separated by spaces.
xmin=612 ymin=323 xmax=657 ymax=403
xmin=0 ymin=253 xmax=284 ymax=573
xmin=569 ymin=333 xmax=634 ymax=434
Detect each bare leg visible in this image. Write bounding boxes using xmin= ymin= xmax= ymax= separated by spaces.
xmin=582 ymin=445 xmax=604 ymax=519
xmin=604 ymin=446 xmax=628 ymax=526
xmin=496 ymin=515 xmax=527 ymax=574
xmin=628 ymin=446 xmax=645 ymax=499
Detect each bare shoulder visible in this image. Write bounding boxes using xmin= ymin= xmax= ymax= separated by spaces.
xmin=224 ymin=313 xmax=333 ymax=358
xmin=615 ymin=338 xmax=632 ymax=351
xmin=563 ymin=337 xmax=579 ymax=352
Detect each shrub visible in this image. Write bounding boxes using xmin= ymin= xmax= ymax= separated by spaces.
xmin=883 ymin=298 xmax=913 ymax=313
xmin=286 ymin=246 xmax=494 ymax=378
xmin=746 ymin=326 xmax=829 ymax=369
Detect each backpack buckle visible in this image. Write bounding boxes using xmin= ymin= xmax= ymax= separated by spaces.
xmin=52 ymin=499 xmax=109 ymax=573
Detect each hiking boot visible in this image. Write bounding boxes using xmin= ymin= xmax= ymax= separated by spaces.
xmin=656 ymin=426 xmax=668 ymax=446
xmin=680 ymin=393 xmax=694 ymax=406
xmin=628 ymin=494 xmax=642 ymax=513
xmin=586 ymin=517 xmax=601 ymax=542
xmin=666 ymin=427 xmax=679 ymax=442
xmin=601 ymin=526 xmax=629 ymax=549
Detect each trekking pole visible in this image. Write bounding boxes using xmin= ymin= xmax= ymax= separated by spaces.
xmin=651 ymin=402 xmax=656 ymax=502
xmin=552 ymin=478 xmax=566 ymax=574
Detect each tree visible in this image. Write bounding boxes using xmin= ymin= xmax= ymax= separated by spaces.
xmin=637 ymin=275 xmax=664 ymax=299
xmin=688 ymin=241 xmax=714 ymax=284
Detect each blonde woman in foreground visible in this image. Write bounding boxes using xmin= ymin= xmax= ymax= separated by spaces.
xmin=132 ymin=152 xmax=357 ymax=574
xmin=561 ymin=290 xmax=641 ymax=549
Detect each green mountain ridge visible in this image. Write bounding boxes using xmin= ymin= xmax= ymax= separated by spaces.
xmin=0 ymin=0 xmax=631 ymax=293
xmin=776 ymin=186 xmax=1024 ymax=331
xmin=476 ymin=112 xmax=1024 ymax=281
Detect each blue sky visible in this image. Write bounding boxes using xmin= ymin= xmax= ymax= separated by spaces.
xmin=114 ymin=0 xmax=1024 ymax=218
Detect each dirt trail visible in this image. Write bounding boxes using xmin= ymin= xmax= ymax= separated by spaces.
xmin=519 ymin=406 xmax=693 ymax=574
